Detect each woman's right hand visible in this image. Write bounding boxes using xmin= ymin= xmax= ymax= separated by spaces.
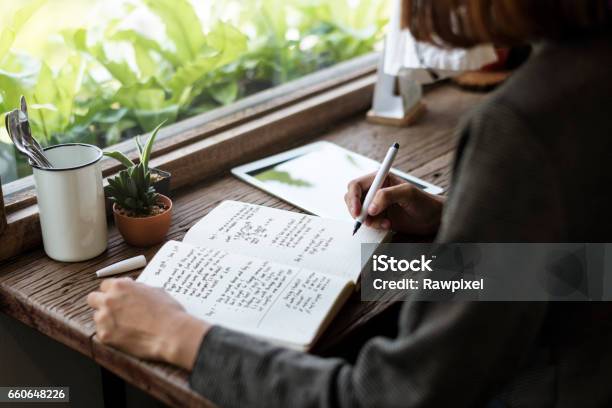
xmin=344 ymin=173 xmax=445 ymax=236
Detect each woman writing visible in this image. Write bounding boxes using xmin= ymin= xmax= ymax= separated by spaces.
xmin=88 ymin=1 xmax=612 ymax=406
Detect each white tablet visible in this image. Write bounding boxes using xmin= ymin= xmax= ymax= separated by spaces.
xmin=232 ymin=141 xmax=444 ymax=221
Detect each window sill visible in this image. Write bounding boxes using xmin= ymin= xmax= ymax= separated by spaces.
xmin=0 ymin=57 xmax=378 ymax=261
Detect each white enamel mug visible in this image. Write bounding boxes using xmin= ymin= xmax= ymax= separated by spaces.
xmin=32 ymin=143 xmax=108 ymax=262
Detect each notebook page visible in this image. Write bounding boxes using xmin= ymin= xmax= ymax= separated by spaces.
xmin=137 ymin=241 xmax=351 ymax=347
xmin=183 ymin=201 xmax=387 ymax=283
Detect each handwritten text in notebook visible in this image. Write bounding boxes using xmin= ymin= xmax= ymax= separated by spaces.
xmin=139 ymin=241 xmax=347 ymax=346
xmin=184 ymin=201 xmax=387 ymax=282
xmin=137 ymin=201 xmax=390 ymax=349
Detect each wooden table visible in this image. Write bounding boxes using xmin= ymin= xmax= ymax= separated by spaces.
xmin=0 ymin=85 xmax=486 ymax=407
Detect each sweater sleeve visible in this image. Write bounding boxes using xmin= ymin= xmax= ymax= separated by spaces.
xmin=189 ymin=102 xmax=563 ymax=408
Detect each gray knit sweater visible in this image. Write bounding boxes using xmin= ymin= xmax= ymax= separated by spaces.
xmin=190 ymin=33 xmax=612 ymax=408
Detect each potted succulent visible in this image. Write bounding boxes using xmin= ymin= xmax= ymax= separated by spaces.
xmin=104 ymin=122 xmax=172 ymax=247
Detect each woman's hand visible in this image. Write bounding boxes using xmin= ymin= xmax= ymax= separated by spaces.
xmin=344 ymin=173 xmax=445 ymax=236
xmin=87 ymin=277 xmax=210 ymax=370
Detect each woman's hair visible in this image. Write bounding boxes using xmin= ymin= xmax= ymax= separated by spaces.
xmin=401 ymin=0 xmax=611 ymax=47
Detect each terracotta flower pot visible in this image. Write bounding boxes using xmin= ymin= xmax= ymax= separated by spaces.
xmin=113 ymin=194 xmax=172 ymax=247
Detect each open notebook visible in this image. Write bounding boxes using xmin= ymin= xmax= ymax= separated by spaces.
xmin=137 ymin=201 xmax=390 ymax=350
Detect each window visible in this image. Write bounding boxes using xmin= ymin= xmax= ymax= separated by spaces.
xmin=0 ymin=0 xmax=388 ymax=186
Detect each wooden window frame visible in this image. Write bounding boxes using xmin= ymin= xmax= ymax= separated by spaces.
xmin=0 ymin=53 xmax=379 ymax=261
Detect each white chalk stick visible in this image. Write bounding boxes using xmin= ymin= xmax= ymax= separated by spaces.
xmin=96 ymin=255 xmax=147 ymax=278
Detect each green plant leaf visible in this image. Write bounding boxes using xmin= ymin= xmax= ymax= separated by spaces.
xmin=34 ymin=63 xmax=56 ymax=101
xmin=135 ymin=135 xmax=144 ymax=155
xmin=113 ymin=78 xmax=178 ymax=130
xmin=114 ymin=78 xmax=166 ymax=108
xmin=0 ymin=68 xmax=35 ymax=113
xmin=82 ymin=43 xmax=139 ymax=86
xmin=61 ymin=28 xmax=88 ymax=52
xmin=13 ymin=0 xmax=47 ymax=29
xmin=111 ymin=29 xmax=180 ymax=67
xmin=102 ymin=60 xmax=139 ymax=87
xmin=206 ymin=22 xmax=248 ymax=69
xmin=141 ymin=120 xmax=166 ymax=170
xmin=142 ymin=0 xmax=206 ymax=62
xmin=110 ymin=32 xmax=158 ymax=80
xmin=106 ymin=163 xmax=157 ymax=214
xmin=104 ymin=151 xmax=135 ymax=168
xmin=133 ymin=106 xmax=177 ymax=133
xmin=136 ymin=89 xmax=167 ymax=110
xmin=0 ymin=31 xmax=16 ymax=61
xmin=0 ymin=0 xmax=46 ymax=58
xmin=167 ymin=49 xmax=219 ymax=103
xmin=209 ymin=81 xmax=238 ymax=105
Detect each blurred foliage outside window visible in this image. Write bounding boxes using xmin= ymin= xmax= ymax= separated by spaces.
xmin=0 ymin=0 xmax=388 ymax=184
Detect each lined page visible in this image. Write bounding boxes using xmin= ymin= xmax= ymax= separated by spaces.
xmin=183 ymin=201 xmax=387 ymax=282
xmin=137 ymin=241 xmax=350 ymax=347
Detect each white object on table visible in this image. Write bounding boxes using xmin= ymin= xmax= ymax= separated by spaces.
xmin=96 ymin=255 xmax=147 ymax=278
xmin=32 ymin=144 xmax=108 ymax=262
xmin=231 ymin=141 xmax=443 ymax=222
xmin=368 ymin=39 xmax=425 ymax=124
xmin=353 ymin=142 xmax=399 ymax=235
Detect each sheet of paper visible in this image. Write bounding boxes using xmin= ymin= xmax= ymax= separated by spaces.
xmin=183 ymin=201 xmax=386 ymax=282
xmin=137 ymin=241 xmax=349 ymax=347
xmin=249 ymin=143 xmax=383 ymax=221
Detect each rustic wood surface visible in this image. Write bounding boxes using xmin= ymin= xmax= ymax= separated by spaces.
xmin=0 ymin=84 xmax=487 ymax=407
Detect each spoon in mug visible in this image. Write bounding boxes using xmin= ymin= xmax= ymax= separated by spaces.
xmin=19 ymin=96 xmax=50 ymax=162
xmin=15 ymin=110 xmax=53 ymax=168
xmin=5 ymin=113 xmax=46 ymax=167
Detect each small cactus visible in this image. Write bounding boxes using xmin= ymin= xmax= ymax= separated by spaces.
xmin=104 ymin=121 xmax=166 ymax=216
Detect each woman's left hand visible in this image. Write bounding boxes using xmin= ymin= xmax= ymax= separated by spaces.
xmin=87 ymin=277 xmax=210 ymax=370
